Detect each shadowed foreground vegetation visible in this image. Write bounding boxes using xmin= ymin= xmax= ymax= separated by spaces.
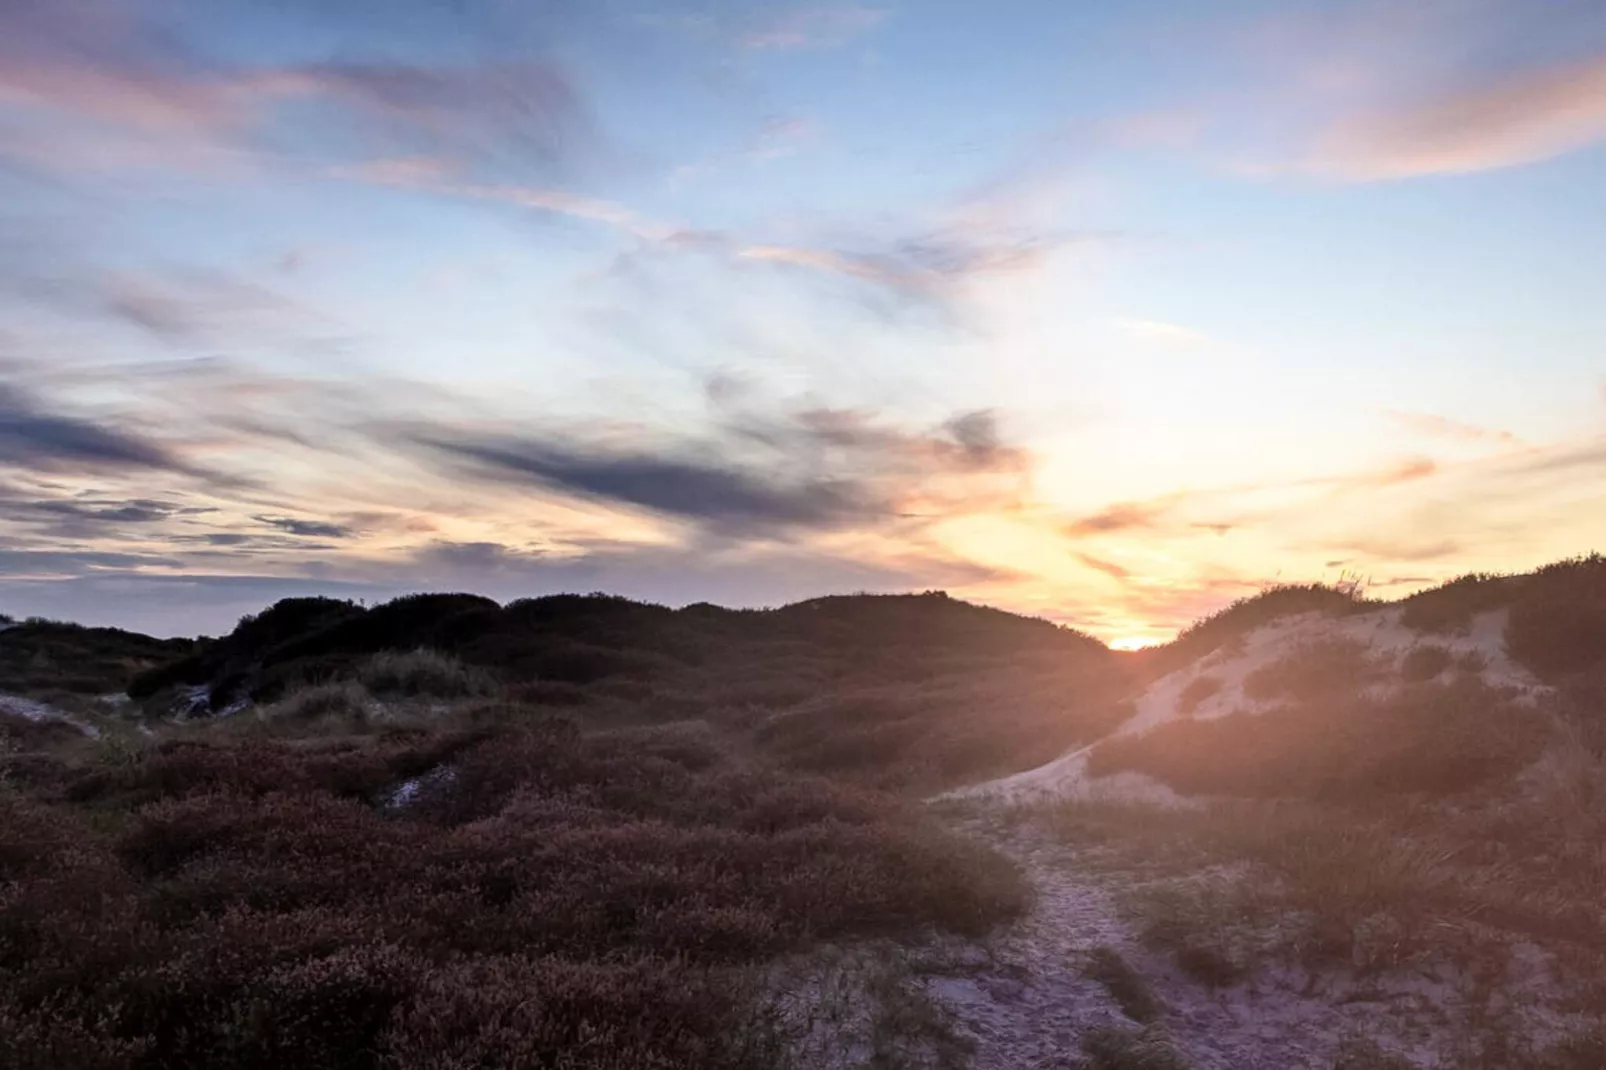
xmin=1 ymin=710 xmax=1027 ymax=1069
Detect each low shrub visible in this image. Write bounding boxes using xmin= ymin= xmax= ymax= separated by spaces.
xmin=1241 ymin=638 xmax=1381 ymax=704
xmin=1506 ymin=555 xmax=1606 ymax=680
xmin=266 ymin=681 xmax=374 ymax=724
xmin=357 ymin=649 xmax=496 ymax=699
xmin=1400 ymin=644 xmax=1453 ymax=682
xmin=756 ymin=680 xmax=1131 ymax=791
xmin=2 ymin=717 xmax=1025 ymax=1068
xmin=1175 ymin=675 xmax=1221 ymax=716
xmin=1088 ymin=678 xmax=1546 ymax=799
xmin=1084 ymin=946 xmax=1163 ymax=1022
xmin=1144 ymin=584 xmax=1367 ymax=677
xmin=1079 ymin=1024 xmax=1192 ymax=1070
xmin=1398 ymin=572 xmax=1514 ymax=633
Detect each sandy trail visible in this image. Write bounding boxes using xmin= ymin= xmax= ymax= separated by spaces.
xmin=911 ymin=806 xmax=1559 ymax=1070
xmin=0 ymin=691 xmax=100 ymax=737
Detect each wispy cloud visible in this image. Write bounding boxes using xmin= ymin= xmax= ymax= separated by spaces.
xmin=335 ymin=164 xmax=669 ymax=238
xmin=1323 ymin=455 xmax=1439 ymax=492
xmin=740 ymin=5 xmax=891 ymax=49
xmin=1312 ymin=52 xmax=1606 ymax=179
xmin=671 ymin=116 xmax=822 ymax=184
xmin=102 ymin=270 xmax=316 ymax=342
xmin=1119 ymin=318 xmax=1215 ymax=349
xmin=412 ymin=402 xmax=1030 ymax=537
xmin=344 ymin=162 xmax=1068 ymax=306
xmin=1334 ymin=537 xmax=1464 ymax=562
xmin=1074 ymin=551 xmax=1136 ymax=582
xmin=1063 ymin=499 xmax=1173 ymax=538
xmin=0 ymin=1 xmax=593 ymax=179
xmin=0 ymin=387 xmax=184 ymax=475
xmin=254 ymin=515 xmax=356 ymax=539
xmin=1385 ymin=409 xmax=1522 ymax=447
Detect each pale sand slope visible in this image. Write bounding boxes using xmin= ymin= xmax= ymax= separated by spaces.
xmin=0 ymin=691 xmax=99 ymax=738
xmin=943 ymin=606 xmax=1545 ymax=805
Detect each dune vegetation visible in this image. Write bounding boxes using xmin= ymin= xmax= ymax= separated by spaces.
xmin=3 ymin=555 xmax=1605 ymax=1067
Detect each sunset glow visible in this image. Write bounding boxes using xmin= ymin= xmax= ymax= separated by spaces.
xmin=2 ymin=0 xmax=1604 ymax=639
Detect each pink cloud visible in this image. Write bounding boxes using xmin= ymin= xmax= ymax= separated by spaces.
xmin=1312 ymin=52 xmax=1606 ymax=179
xmin=0 ymin=5 xmax=587 ymax=176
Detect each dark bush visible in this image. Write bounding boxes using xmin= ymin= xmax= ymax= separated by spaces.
xmin=1400 ymin=645 xmax=1453 ymax=682
xmin=1143 ymin=583 xmax=1367 ymax=677
xmin=756 ymin=682 xmax=1131 ymax=791
xmin=1088 ymin=678 xmax=1547 ymax=799
xmin=0 ymin=620 xmax=193 ymax=699
xmin=2 ymin=716 xmax=1024 ymax=1068
xmin=1398 ymin=572 xmax=1514 ymax=633
xmin=1506 ymin=555 xmax=1606 ymax=680
xmin=1176 ymin=675 xmax=1221 ymax=715
xmin=1242 ymin=638 xmax=1380 ymax=703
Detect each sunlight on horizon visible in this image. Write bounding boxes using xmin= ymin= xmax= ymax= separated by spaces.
xmin=0 ymin=0 xmax=1602 ymax=639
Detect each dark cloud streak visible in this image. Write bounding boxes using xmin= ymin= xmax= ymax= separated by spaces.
xmin=252 ymin=515 xmax=357 ymax=539
xmin=412 ymin=404 xmax=1030 ymax=536
xmin=0 ymin=387 xmax=185 ymax=474
xmin=417 ymin=434 xmax=871 ymax=532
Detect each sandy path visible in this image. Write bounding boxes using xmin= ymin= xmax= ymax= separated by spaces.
xmin=0 ymin=692 xmax=100 ymax=737
xmin=914 ymin=809 xmax=1500 ymax=1070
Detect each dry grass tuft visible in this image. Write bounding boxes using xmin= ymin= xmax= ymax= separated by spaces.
xmin=1084 ymin=945 xmax=1164 ymax=1022
xmin=1077 ymin=1024 xmax=1192 ymax=1069
xmin=356 ymin=648 xmax=496 ymax=699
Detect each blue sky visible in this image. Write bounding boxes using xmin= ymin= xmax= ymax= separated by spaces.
xmin=2 ymin=0 xmax=1604 ymax=643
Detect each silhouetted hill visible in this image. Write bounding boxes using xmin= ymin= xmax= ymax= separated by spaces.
xmin=1129 ymin=553 xmax=1606 ymax=686
xmin=127 ymin=589 xmax=1112 ymax=712
xmin=0 ymin=618 xmax=195 ymax=698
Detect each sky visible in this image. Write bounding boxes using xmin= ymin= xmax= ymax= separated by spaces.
xmin=1 ymin=0 xmax=1604 ymax=646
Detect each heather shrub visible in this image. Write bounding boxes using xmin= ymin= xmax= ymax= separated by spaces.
xmin=381 ymin=956 xmax=780 ymax=1070
xmin=0 ymin=711 xmax=86 ymax=750
xmin=1506 ymin=555 xmax=1606 ymax=680
xmin=1398 ymin=572 xmax=1514 ymax=633
xmin=1088 ymin=678 xmax=1546 ymax=799
xmin=267 ymin=680 xmax=374 ymax=724
xmin=1145 ymin=583 xmax=1367 ymax=677
xmin=1175 ymin=675 xmax=1221 ymax=715
xmin=1242 ymin=638 xmax=1382 ymax=703
xmin=756 ymin=681 xmax=1130 ymax=791
xmin=1400 ymin=644 xmax=1453 ymax=682
xmin=358 ymin=649 xmax=496 ymax=699
xmin=2 ymin=716 xmax=1024 ymax=1068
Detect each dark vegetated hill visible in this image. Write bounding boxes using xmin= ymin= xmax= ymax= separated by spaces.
xmin=0 ymin=619 xmax=196 ymax=697
xmin=116 ymin=589 xmax=1129 ymax=792
xmin=1126 ymin=553 xmax=1606 ymax=687
xmin=1132 ymin=583 xmax=1369 ymax=679
xmin=1400 ymin=553 xmax=1606 ymax=682
xmin=130 ymin=588 xmax=1116 ymax=701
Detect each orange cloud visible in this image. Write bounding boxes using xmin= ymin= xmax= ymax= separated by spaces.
xmin=1306 ymin=455 xmax=1439 ymax=494
xmin=1386 ymin=409 xmax=1522 ymax=447
xmin=1074 ymin=551 xmax=1135 ymax=582
xmin=1062 ymin=499 xmax=1171 ymax=537
xmin=1313 ymin=52 xmax=1606 ymax=179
